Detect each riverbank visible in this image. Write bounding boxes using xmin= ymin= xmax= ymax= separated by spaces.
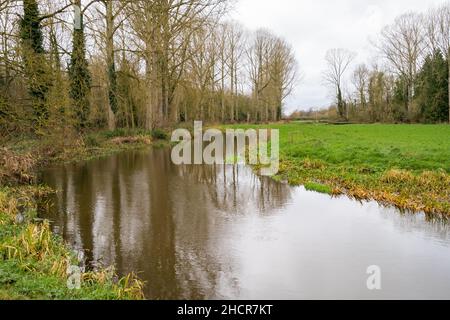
xmin=227 ymin=123 xmax=450 ymax=217
xmin=2 ymin=123 xmax=449 ymax=299
xmin=0 ymin=129 xmax=166 ymax=300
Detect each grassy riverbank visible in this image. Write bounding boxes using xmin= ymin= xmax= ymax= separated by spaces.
xmin=227 ymin=123 xmax=450 ymax=217
xmin=0 ymin=129 xmax=165 ymax=300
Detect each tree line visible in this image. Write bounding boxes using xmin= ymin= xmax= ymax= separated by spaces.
xmin=314 ymin=3 xmax=449 ymax=124
xmin=0 ymin=0 xmax=298 ymax=137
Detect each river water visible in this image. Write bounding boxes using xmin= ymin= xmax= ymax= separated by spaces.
xmin=39 ymin=147 xmax=450 ymax=299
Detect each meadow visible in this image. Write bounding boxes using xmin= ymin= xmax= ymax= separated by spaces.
xmin=229 ymin=123 xmax=450 ymax=216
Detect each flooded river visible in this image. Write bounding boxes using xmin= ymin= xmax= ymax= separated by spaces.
xmin=39 ymin=147 xmax=450 ymax=299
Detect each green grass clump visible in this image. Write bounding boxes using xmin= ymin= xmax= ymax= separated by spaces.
xmin=151 ymin=129 xmax=169 ymax=140
xmin=100 ymin=128 xmax=169 ymax=141
xmin=304 ymin=182 xmax=333 ymax=194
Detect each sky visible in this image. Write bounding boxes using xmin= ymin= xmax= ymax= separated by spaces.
xmin=230 ymin=0 xmax=449 ymax=113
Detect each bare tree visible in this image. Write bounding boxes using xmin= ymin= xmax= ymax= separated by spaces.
xmin=225 ymin=22 xmax=244 ymax=122
xmin=2 ymin=0 xmax=303 ymax=132
xmin=247 ymin=30 xmax=270 ymax=122
xmin=85 ymin=0 xmax=130 ymax=129
xmin=0 ymin=0 xmax=18 ymax=85
xmin=125 ymin=0 xmax=229 ymax=127
xmin=323 ymin=48 xmax=355 ymax=120
xmin=269 ymin=37 xmax=297 ymax=120
xmin=246 ymin=29 xmax=297 ymax=122
xmin=425 ymin=3 xmax=450 ymax=123
xmin=352 ymin=63 xmax=369 ymax=109
xmin=378 ymin=13 xmax=425 ymax=113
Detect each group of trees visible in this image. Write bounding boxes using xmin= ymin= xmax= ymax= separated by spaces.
xmin=321 ymin=3 xmax=449 ymax=123
xmin=0 ymin=0 xmax=298 ymax=136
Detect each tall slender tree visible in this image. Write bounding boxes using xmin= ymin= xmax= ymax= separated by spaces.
xmin=323 ymin=48 xmax=355 ymax=120
xmin=69 ymin=0 xmax=91 ymax=130
xmin=378 ymin=13 xmax=425 ymax=114
xmin=20 ymin=0 xmax=51 ymax=126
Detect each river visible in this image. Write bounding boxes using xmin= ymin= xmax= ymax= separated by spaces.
xmin=39 ymin=147 xmax=450 ymax=299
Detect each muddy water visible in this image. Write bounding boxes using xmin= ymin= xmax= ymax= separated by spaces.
xmin=39 ymin=147 xmax=450 ymax=300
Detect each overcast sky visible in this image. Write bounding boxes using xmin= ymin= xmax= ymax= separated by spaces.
xmin=230 ymin=0 xmax=448 ymax=113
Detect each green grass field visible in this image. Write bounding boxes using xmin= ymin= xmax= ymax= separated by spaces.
xmin=228 ymin=123 xmax=450 ymax=216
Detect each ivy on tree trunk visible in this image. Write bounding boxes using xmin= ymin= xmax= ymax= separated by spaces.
xmin=20 ymin=0 xmax=50 ymax=126
xmin=69 ymin=7 xmax=91 ymax=130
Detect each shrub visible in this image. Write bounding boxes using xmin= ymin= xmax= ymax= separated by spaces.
xmin=151 ymin=129 xmax=168 ymax=140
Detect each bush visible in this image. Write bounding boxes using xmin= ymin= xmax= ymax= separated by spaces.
xmin=151 ymin=129 xmax=168 ymax=140
xmin=102 ymin=129 xmax=128 ymax=139
xmin=84 ymin=135 xmax=100 ymax=148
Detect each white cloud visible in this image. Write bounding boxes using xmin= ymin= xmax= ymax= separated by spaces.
xmin=230 ymin=0 xmax=448 ymax=113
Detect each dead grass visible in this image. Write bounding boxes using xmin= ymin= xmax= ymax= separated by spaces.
xmin=110 ymin=136 xmax=152 ymax=146
xmin=301 ymin=158 xmax=326 ymax=170
xmin=0 ymin=148 xmax=36 ymax=185
xmin=381 ymin=169 xmax=415 ymax=184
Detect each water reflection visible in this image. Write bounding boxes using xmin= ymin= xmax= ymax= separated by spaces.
xmin=39 ymin=147 xmax=450 ymax=299
xmin=40 ymin=148 xmax=291 ymax=299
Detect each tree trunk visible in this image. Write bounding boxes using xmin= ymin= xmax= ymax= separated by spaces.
xmin=221 ymin=48 xmax=225 ymax=123
xmin=145 ymin=53 xmax=155 ymax=130
xmin=106 ymin=0 xmax=117 ymax=130
xmin=337 ymin=86 xmax=346 ymax=119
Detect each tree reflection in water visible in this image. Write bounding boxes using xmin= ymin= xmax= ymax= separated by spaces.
xmin=39 ymin=147 xmax=292 ymax=299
